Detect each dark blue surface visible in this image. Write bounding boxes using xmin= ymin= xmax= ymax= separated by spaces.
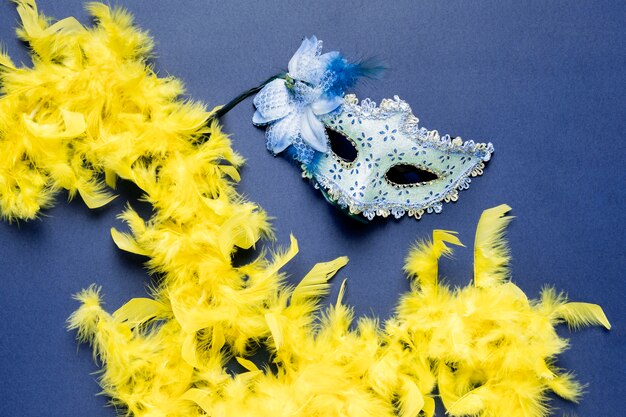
xmin=0 ymin=1 xmax=624 ymax=416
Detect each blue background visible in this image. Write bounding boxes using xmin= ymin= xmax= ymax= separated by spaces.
xmin=0 ymin=1 xmax=624 ymax=416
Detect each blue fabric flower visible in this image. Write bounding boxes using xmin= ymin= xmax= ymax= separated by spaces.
xmin=253 ymin=36 xmax=383 ymax=158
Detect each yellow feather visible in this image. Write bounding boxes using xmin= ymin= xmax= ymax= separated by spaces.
xmin=14 ymin=0 xmax=47 ymax=40
xmin=336 ymin=278 xmax=348 ymax=306
xmin=0 ymin=45 xmax=15 ymax=69
xmin=556 ymin=302 xmax=611 ymax=330
xmin=180 ymin=388 xmax=214 ymax=414
xmin=181 ymin=332 xmax=199 ymax=368
xmin=66 ymin=284 xmax=105 ymax=344
xmin=265 ymin=234 xmax=299 ymax=277
xmin=474 ymin=203 xmax=514 ymax=288
xmin=404 ymin=229 xmax=464 ymax=292
xmin=112 ymin=297 xmax=166 ymax=327
xmin=421 ymin=396 xmax=435 ymax=417
xmin=219 ymin=165 xmax=241 ymax=182
xmin=448 ymin=388 xmax=491 ymax=417
xmin=104 ymin=168 xmax=117 ymax=189
xmin=236 ymin=356 xmax=260 ymax=372
xmin=110 ymin=227 xmax=149 ymax=256
xmin=545 ymin=372 xmax=583 ymax=402
xmin=437 ymin=364 xmax=476 ymax=416
xmin=264 ymin=313 xmax=283 ymax=351
xmin=291 ymin=256 xmax=348 ymax=306
xmin=77 ymin=185 xmax=117 ymax=209
xmin=210 ymin=325 xmax=225 ymax=354
xmin=218 ymin=210 xmax=262 ymax=258
xmin=397 ymin=375 xmax=424 ymax=417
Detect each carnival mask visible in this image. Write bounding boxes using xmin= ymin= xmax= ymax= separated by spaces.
xmin=250 ymin=36 xmax=492 ymax=220
xmin=309 ymin=95 xmax=492 ymax=219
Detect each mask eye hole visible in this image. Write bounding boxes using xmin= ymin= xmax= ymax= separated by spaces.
xmin=327 ymin=128 xmax=358 ymax=163
xmin=386 ymin=164 xmax=439 ymax=185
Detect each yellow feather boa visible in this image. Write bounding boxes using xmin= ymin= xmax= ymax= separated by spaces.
xmin=0 ymin=2 xmax=610 ymax=416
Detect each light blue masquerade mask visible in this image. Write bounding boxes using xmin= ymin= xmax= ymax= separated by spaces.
xmin=310 ymin=95 xmax=493 ymax=220
xmin=248 ymin=36 xmax=493 ymax=220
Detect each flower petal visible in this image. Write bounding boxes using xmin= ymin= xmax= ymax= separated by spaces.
xmin=317 ymin=50 xmax=340 ymax=68
xmin=288 ymin=36 xmax=319 ymax=76
xmin=311 ymin=95 xmax=343 ymax=116
xmin=253 ymin=110 xmax=287 ymax=125
xmin=252 ymin=79 xmax=292 ymax=124
xmin=252 ymin=110 xmax=270 ymax=125
xmin=300 ymin=107 xmax=327 ymax=153
xmin=266 ymin=112 xmax=300 ymax=154
xmin=292 ymin=81 xmax=320 ymax=106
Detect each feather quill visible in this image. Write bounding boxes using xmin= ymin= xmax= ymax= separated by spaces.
xmin=336 ymin=278 xmax=348 ymax=306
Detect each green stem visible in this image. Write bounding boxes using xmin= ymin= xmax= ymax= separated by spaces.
xmin=209 ymin=72 xmax=287 ymax=122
